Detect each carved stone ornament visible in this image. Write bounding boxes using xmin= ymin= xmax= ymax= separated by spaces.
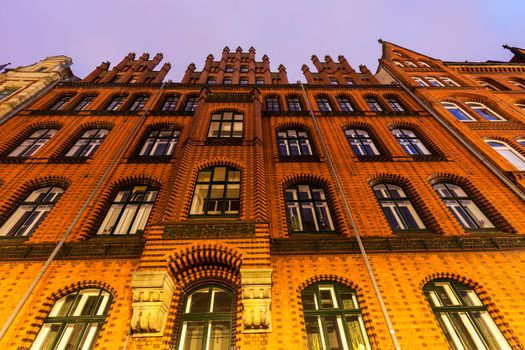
xmin=240 ymin=268 xmax=272 ymax=333
xmin=131 ymin=270 xmax=176 ymax=337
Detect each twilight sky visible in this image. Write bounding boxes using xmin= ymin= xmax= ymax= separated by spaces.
xmin=2 ymin=0 xmax=524 ymax=82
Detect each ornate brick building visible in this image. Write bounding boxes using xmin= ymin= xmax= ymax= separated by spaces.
xmin=0 ymin=44 xmax=524 ymax=350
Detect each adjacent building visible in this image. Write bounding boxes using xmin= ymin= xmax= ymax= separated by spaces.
xmin=0 ymin=44 xmax=524 ymax=350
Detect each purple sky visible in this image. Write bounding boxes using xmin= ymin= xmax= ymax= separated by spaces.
xmin=2 ymin=0 xmax=524 ymax=82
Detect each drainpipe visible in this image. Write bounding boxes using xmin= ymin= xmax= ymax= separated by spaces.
xmin=299 ymin=82 xmax=402 ymax=350
xmin=0 ymin=82 xmax=167 ymax=341
xmin=379 ymin=65 xmax=525 ymax=201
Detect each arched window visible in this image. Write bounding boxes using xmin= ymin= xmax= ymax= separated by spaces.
xmin=206 ymin=76 xmax=216 ymax=84
xmin=373 ymin=183 xmax=425 ymax=231
xmin=315 ymin=96 xmax=332 ymax=112
xmin=190 ymin=167 xmax=241 ymax=216
xmin=441 ymin=102 xmax=475 ymax=121
xmin=225 ymin=65 xmax=234 ymax=73
xmin=129 ymin=95 xmax=149 ymax=111
xmin=385 ymin=97 xmax=405 ymax=112
xmin=302 ymin=282 xmax=371 ymax=350
xmin=177 ymin=286 xmax=234 ymax=350
xmin=418 ymin=61 xmax=431 ymax=68
xmin=426 ymin=77 xmax=444 ymax=87
xmin=208 ymin=111 xmax=244 ymax=139
xmin=345 ymin=128 xmax=380 ymax=156
xmin=49 ymin=94 xmax=74 ymax=110
xmin=477 ymin=80 xmax=500 ymax=91
xmin=517 ymin=138 xmax=525 ymax=147
xmin=433 ymin=183 xmax=494 ymax=229
xmin=391 ymin=128 xmax=431 ymax=155
xmin=30 ymin=289 xmax=112 ymax=350
xmin=423 ymin=279 xmax=511 ymax=350
xmin=240 ymin=65 xmax=249 ymax=73
xmin=509 ymin=79 xmax=525 ymax=89
xmin=184 ymin=96 xmax=198 ymax=112
xmin=139 ymin=128 xmax=180 ymax=156
xmin=256 ymin=77 xmax=265 ymax=85
xmin=486 ymin=140 xmax=525 ymax=170
xmin=73 ymin=95 xmax=96 ymax=111
xmin=413 ymin=77 xmax=428 ymax=87
xmin=364 ymin=97 xmax=383 ymax=112
xmin=277 ymin=129 xmax=313 ymax=157
xmin=161 ymin=95 xmax=179 ymax=111
xmin=287 ymin=96 xmax=302 ymax=112
xmin=516 ymin=103 xmax=525 ymax=111
xmin=8 ymin=128 xmax=58 ymax=157
xmin=441 ymin=77 xmax=460 ymax=87
xmin=465 ymin=102 xmax=505 ymax=121
xmin=393 ymin=60 xmax=405 ymax=67
xmin=223 ymin=77 xmax=232 ymax=84
xmin=285 ymin=184 xmax=334 ymax=232
xmin=105 ymin=95 xmax=127 ymax=111
xmin=405 ymin=61 xmax=417 ymax=67
xmin=97 ymin=185 xmax=157 ymax=235
xmin=239 ymin=76 xmax=249 ymax=85
xmin=265 ymin=96 xmax=280 ymax=112
xmin=0 ymin=186 xmax=64 ymax=237
xmin=65 ymin=128 xmax=109 ymax=158
xmin=336 ymin=96 xmax=354 ymax=112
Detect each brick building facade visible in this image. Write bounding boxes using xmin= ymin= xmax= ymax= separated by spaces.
xmin=0 ymin=44 xmax=524 ymax=350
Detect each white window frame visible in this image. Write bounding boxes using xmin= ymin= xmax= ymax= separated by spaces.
xmin=441 ymin=102 xmax=476 ymax=122
xmin=486 ymin=139 xmax=525 ymax=170
xmin=465 ymin=102 xmax=505 ymax=121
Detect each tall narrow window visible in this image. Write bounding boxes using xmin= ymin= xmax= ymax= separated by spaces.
xmin=265 ymin=96 xmax=280 ymax=112
xmin=208 ymin=111 xmax=243 ymax=139
xmin=8 ymin=128 xmax=58 ymax=157
xmin=0 ymin=87 xmax=17 ymax=101
xmin=433 ymin=183 xmax=494 ymax=229
xmin=65 ymin=128 xmax=109 ymax=158
xmin=129 ymin=96 xmax=148 ymax=111
xmin=139 ymin=129 xmax=180 ymax=156
xmin=30 ymin=289 xmax=112 ymax=350
xmin=486 ymin=140 xmax=525 ymax=170
xmin=465 ymin=102 xmax=505 ymax=121
xmin=97 ymin=185 xmax=157 ymax=235
xmin=161 ymin=95 xmax=179 ymax=111
xmin=302 ymin=283 xmax=371 ymax=350
xmin=315 ymin=97 xmax=332 ymax=112
xmin=49 ymin=95 xmax=73 ymax=111
xmin=424 ymin=280 xmax=511 ymax=350
xmin=73 ymin=96 xmax=96 ymax=111
xmin=277 ymin=129 xmax=313 ymax=157
xmin=0 ymin=186 xmax=64 ymax=237
xmin=177 ymin=286 xmax=234 ymax=350
xmin=345 ymin=129 xmax=380 ymax=156
xmin=285 ymin=184 xmax=334 ymax=232
xmin=190 ymin=167 xmax=240 ymax=216
xmin=373 ymin=183 xmax=425 ymax=231
xmin=365 ymin=97 xmax=383 ymax=112
xmin=105 ymin=95 xmax=126 ymax=111
xmin=442 ymin=102 xmax=475 ymax=121
xmin=184 ymin=96 xmax=198 ymax=112
xmin=391 ymin=128 xmax=431 ymax=156
xmin=287 ymin=97 xmax=302 ymax=112
xmin=336 ymin=96 xmax=354 ymax=112
xmin=386 ymin=97 xmax=405 ymax=112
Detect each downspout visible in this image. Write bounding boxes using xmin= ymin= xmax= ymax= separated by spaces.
xmin=0 ymin=82 xmax=167 ymax=341
xmin=380 ymin=65 xmax=525 ymax=201
xmin=299 ymin=82 xmax=402 ymax=350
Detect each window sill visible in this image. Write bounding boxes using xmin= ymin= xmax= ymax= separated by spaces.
xmin=0 ymin=235 xmax=30 ymax=241
xmin=49 ymin=156 xmax=90 ymax=164
xmin=0 ymin=156 xmax=27 ymax=164
xmin=279 ymin=155 xmax=320 ymax=162
xmin=410 ymin=154 xmax=447 ymax=162
xmin=205 ymin=138 xmax=244 ymax=146
xmin=127 ymin=155 xmax=174 ymax=163
xmin=355 ymin=155 xmax=392 ymax=162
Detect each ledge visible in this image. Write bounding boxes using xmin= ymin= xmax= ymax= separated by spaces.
xmin=270 ymin=235 xmax=525 ymax=254
xmin=0 ymin=239 xmax=145 ymax=260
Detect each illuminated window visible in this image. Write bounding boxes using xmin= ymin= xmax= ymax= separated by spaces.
xmin=208 ymin=111 xmax=243 ymax=139
xmin=97 ymin=185 xmax=157 ymax=235
xmin=424 ymin=279 xmax=511 ymax=350
xmin=302 ymin=283 xmax=371 ymax=350
xmin=0 ymin=186 xmax=64 ymax=237
xmin=190 ymin=167 xmax=240 ymax=216
xmin=30 ymin=289 xmax=112 ymax=350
